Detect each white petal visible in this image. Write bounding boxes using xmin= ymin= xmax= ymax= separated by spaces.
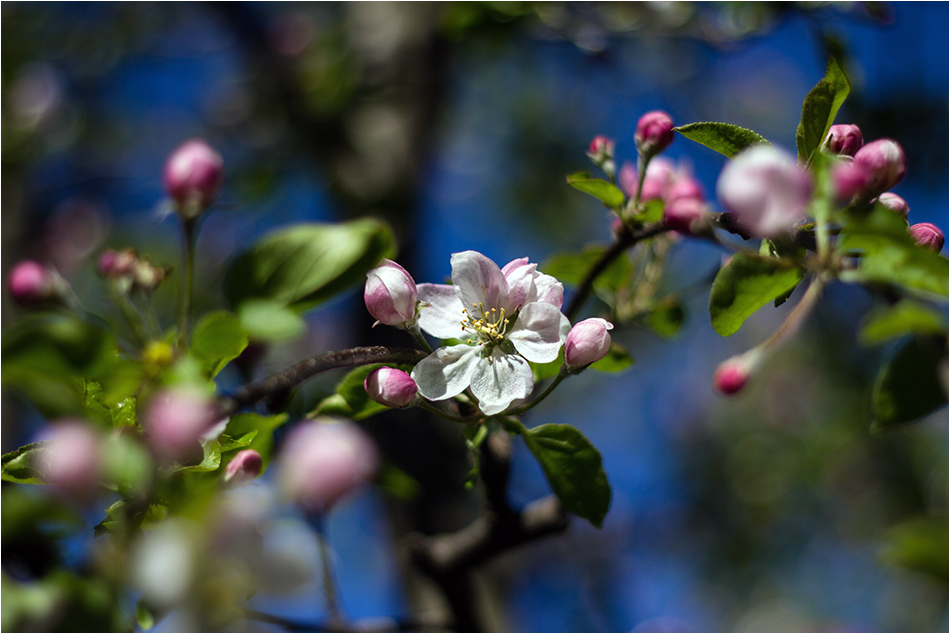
xmin=451 ymin=251 xmax=509 ymax=314
xmin=526 ymin=272 xmax=564 ymax=308
xmin=501 ymin=257 xmax=536 ymax=309
xmin=411 ymin=344 xmax=480 ymax=401
xmin=507 ymin=302 xmax=569 ymax=363
xmin=417 ymin=284 xmax=467 ymax=340
xmin=469 ymin=353 xmax=534 ymax=415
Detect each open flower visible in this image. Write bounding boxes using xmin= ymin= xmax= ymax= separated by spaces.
xmin=411 ymin=251 xmax=570 ymax=415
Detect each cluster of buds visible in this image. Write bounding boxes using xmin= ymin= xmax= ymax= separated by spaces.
xmin=7 ymin=260 xmax=68 ymax=307
xmin=98 ymin=248 xmax=168 ymax=294
xmin=619 ymin=157 xmax=709 ymax=236
xmin=163 ymin=139 xmax=224 ymax=221
xmin=586 ymin=135 xmax=616 ymax=180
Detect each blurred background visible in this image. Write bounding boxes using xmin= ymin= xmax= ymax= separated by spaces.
xmin=2 ymin=2 xmax=947 ymax=631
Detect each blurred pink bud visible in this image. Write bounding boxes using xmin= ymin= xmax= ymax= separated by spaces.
xmin=364 ymin=367 xmax=418 ymax=408
xmin=36 ymin=420 xmax=102 ymax=501
xmin=565 ymin=318 xmax=614 ymax=367
xmin=619 ymin=158 xmax=677 ymax=201
xmin=831 ymin=161 xmax=872 ymax=201
xmin=8 ymin=260 xmax=58 ymax=306
xmin=586 ymin=135 xmax=615 ymax=161
xmin=635 ymin=110 xmax=675 ymax=156
xmin=664 ymin=197 xmax=708 ymax=236
xmin=908 ymin=223 xmax=945 ymax=252
xmin=143 ymin=388 xmax=222 ymax=464
xmin=824 ymin=124 xmax=863 ymax=157
xmin=664 ymin=177 xmax=705 ymax=206
xmin=875 ymin=193 xmax=910 ymax=219
xmin=98 ymin=249 xmax=136 ymax=278
xmin=713 ymin=349 xmax=763 ymax=396
xmin=364 ymin=259 xmax=417 ymax=326
xmin=279 ymin=420 xmax=379 ymax=513
xmin=223 ymin=449 xmax=263 ymax=487
xmin=852 ymin=138 xmax=905 ymax=196
xmin=717 ymin=146 xmax=812 ymax=238
xmin=163 ymin=139 xmax=224 ymax=215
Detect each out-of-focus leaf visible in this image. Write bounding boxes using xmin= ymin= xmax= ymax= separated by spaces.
xmin=709 ymin=253 xmax=806 ymax=336
xmin=859 ymin=301 xmax=947 ymax=346
xmin=872 ymin=336 xmax=947 ymax=429
xmin=1 ymin=442 xmax=49 ymax=485
xmin=523 ymin=423 xmax=611 ymax=528
xmin=136 ymin=601 xmax=156 ymax=631
xmin=543 ymin=247 xmax=631 ymax=299
xmin=191 ymin=312 xmax=248 ymax=378
xmin=177 ymin=439 xmax=222 ymax=473
xmin=224 ymin=219 xmax=396 ymax=312
xmin=795 ymin=56 xmax=850 ymax=163
xmin=237 ymin=299 xmax=306 ymax=343
xmin=566 ymin=172 xmax=625 ymax=208
xmin=673 ymin=122 xmax=770 ymax=158
xmin=225 ymin=412 xmax=288 ymax=471
xmin=374 ymin=462 xmax=421 ymax=501
xmin=589 ymin=342 xmax=634 ymax=373
xmin=635 ymin=198 xmax=665 ymax=223
xmin=647 ymin=297 xmax=685 ymax=338
xmin=880 ymin=517 xmax=949 ymax=582
xmin=308 ymin=364 xmax=396 ymax=421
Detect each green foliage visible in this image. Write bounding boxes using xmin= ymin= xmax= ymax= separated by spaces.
xmin=646 ymin=297 xmax=686 ymax=338
xmin=224 ymin=219 xmax=396 ymax=312
xmin=225 ymin=412 xmax=288 ymax=471
xmin=530 ymin=348 xmax=564 ymax=381
xmin=565 ymin=172 xmax=626 ymax=208
xmin=859 ymin=301 xmax=947 ymax=345
xmin=191 ymin=312 xmax=249 ymax=378
xmin=880 ymin=517 xmax=949 ymax=582
xmin=522 ymin=423 xmax=611 ymax=528
xmin=795 ymin=56 xmax=850 ymax=163
xmin=1 ymin=442 xmax=49 ymax=485
xmin=709 ymin=253 xmax=806 ymax=336
xmin=673 ymin=122 xmax=770 ymax=158
xmin=837 ymin=205 xmax=949 ymax=298
xmin=872 ymin=336 xmax=947 ymax=429
xmin=309 ymin=364 xmax=398 ymax=420
xmin=543 ymin=246 xmax=632 ymax=300
xmin=589 ymin=341 xmax=634 ymax=373
xmin=635 ymin=198 xmax=665 ymax=223
xmin=237 ymin=299 xmax=306 ymax=343
xmin=374 ymin=462 xmax=422 ymax=501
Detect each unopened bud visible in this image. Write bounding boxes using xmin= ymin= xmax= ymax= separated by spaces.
xmin=364 ymin=259 xmax=417 ymax=326
xmin=908 ymin=223 xmax=945 ymax=252
xmin=143 ymin=388 xmax=222 ymax=464
xmin=36 ymin=420 xmax=102 ymax=501
xmin=131 ymin=259 xmax=167 ymax=293
xmin=565 ymin=318 xmax=614 ymax=368
xmin=223 ymin=449 xmax=263 ymax=487
xmin=713 ymin=349 xmax=763 ymax=396
xmin=98 ymin=249 xmax=137 ymax=278
xmin=664 ymin=177 xmax=704 ymax=206
xmin=831 ymin=161 xmax=872 ymax=201
xmin=364 ymin=367 xmax=418 ymax=408
xmin=824 ymin=124 xmax=863 ymax=157
xmin=8 ymin=260 xmax=60 ymax=306
xmin=635 ymin=110 xmax=675 ymax=156
xmin=663 ymin=197 xmax=708 ymax=236
xmin=875 ymin=192 xmax=910 ymax=220
xmin=619 ymin=157 xmax=677 ymax=201
xmin=163 ymin=139 xmax=224 ymax=218
xmin=279 ymin=419 xmax=379 ymax=514
xmin=852 ymin=138 xmax=905 ymax=196
xmin=586 ymin=135 xmax=614 ymax=162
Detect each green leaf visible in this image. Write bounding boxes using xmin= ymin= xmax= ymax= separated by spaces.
xmin=709 ymin=253 xmax=806 ymax=336
xmin=859 ymin=301 xmax=947 ymax=346
xmin=542 ymin=247 xmax=631 ymax=299
xmin=225 ymin=412 xmax=288 ymax=471
xmin=309 ymin=364 xmax=397 ymax=421
xmin=673 ymin=122 xmax=770 ymax=158
xmin=837 ymin=205 xmax=948 ymax=298
xmin=1 ymin=442 xmax=49 ymax=485
xmin=646 ymin=297 xmax=685 ymax=338
xmin=135 ymin=601 xmax=156 ymax=631
xmin=237 ymin=299 xmax=306 ymax=342
xmin=177 ymin=439 xmax=222 ymax=473
xmin=566 ymin=172 xmax=625 ymax=208
xmin=522 ymin=424 xmax=611 ymax=528
xmin=872 ymin=336 xmax=947 ymax=429
xmin=191 ymin=312 xmax=249 ymax=378
xmin=635 ymin=198 xmax=665 ymax=223
xmin=224 ymin=219 xmax=396 ymax=312
xmin=880 ymin=517 xmax=949 ymax=582
xmin=530 ymin=348 xmax=564 ymax=381
xmin=374 ymin=462 xmax=421 ymax=501
xmin=589 ymin=341 xmax=634 ymax=373
xmin=795 ymin=56 xmax=850 ymax=163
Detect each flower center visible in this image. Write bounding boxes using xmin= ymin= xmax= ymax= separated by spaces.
xmin=461 ymin=303 xmax=510 ymax=347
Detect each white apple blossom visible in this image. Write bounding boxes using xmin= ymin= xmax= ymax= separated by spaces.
xmin=411 ymin=251 xmax=570 ymax=415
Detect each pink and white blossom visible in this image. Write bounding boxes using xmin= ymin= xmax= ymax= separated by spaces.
xmin=412 ymin=251 xmax=570 ymax=415
xmin=364 ymin=259 xmax=418 ymax=327
xmin=364 ymin=367 xmax=418 ymax=408
xmin=565 ymin=318 xmax=614 ymax=367
xmin=716 ymin=146 xmax=812 ymax=238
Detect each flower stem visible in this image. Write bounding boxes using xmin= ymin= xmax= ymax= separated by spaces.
xmin=406 ymin=323 xmax=433 ymax=353
xmin=761 ymin=274 xmax=826 ymax=352
xmin=310 ymin=514 xmax=344 ymax=628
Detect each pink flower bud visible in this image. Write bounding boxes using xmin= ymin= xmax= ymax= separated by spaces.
xmin=717 ymin=146 xmax=812 ymax=238
xmin=619 ymin=158 xmax=677 ymax=201
xmin=713 ymin=349 xmax=763 ymax=396
xmin=852 ymin=138 xmax=905 ymax=196
xmin=875 ymin=192 xmax=910 ymax=220
xmin=163 ymin=139 xmax=224 ymax=216
xmin=831 ymin=161 xmax=872 ymax=201
xmin=565 ymin=318 xmax=614 ymax=367
xmin=279 ymin=420 xmax=379 ymax=513
xmin=223 ymin=449 xmax=263 ymax=487
xmin=824 ymin=124 xmax=863 ymax=157
xmin=364 ymin=367 xmax=418 ymax=408
xmin=664 ymin=177 xmax=705 ymax=206
xmin=36 ymin=420 xmax=102 ymax=501
xmin=663 ymin=197 xmax=708 ymax=236
xmin=8 ymin=260 xmax=58 ymax=306
xmin=98 ymin=249 xmax=136 ymax=278
xmin=364 ymin=259 xmax=417 ymax=326
xmin=635 ymin=110 xmax=675 ymax=156
xmin=908 ymin=223 xmax=945 ymax=252
xmin=143 ymin=388 xmax=222 ymax=464
xmin=586 ymin=135 xmax=614 ymax=161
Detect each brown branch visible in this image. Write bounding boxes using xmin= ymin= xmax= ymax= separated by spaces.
xmin=220 ymin=346 xmax=427 ymax=417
